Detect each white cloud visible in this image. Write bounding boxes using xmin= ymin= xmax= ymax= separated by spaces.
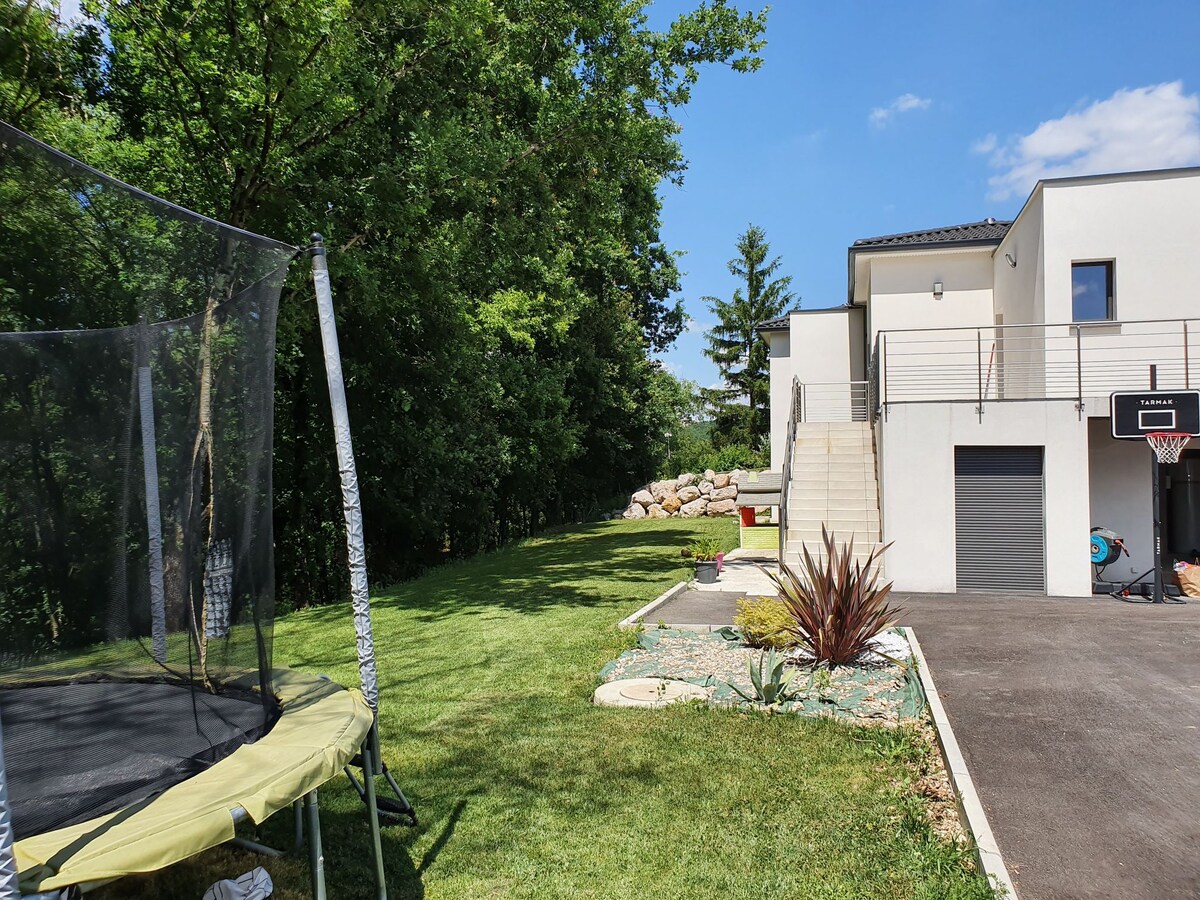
xmin=869 ymin=93 xmax=932 ymax=128
xmin=971 ymin=133 xmax=998 ymax=156
xmin=981 ymin=82 xmax=1200 ymax=201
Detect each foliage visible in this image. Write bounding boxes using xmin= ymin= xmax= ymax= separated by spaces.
xmin=0 ymin=0 xmax=770 ymax=610
xmin=703 ymin=224 xmax=795 ymax=448
xmin=728 ymin=647 xmax=800 ymax=707
xmin=734 ymin=595 xmax=795 ymax=650
xmin=768 ymin=526 xmax=903 ymax=667
xmin=684 ymin=536 xmax=723 ymax=562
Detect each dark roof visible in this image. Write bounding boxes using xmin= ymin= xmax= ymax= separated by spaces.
xmin=851 ymin=218 xmax=1011 ymax=250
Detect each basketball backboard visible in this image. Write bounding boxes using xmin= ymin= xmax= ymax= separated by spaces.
xmin=1110 ymin=390 xmax=1200 ymax=440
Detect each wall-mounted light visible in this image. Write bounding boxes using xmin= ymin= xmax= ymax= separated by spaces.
xmin=933 ymin=281 xmax=943 ymax=301
xmin=1005 ymin=252 xmax=1017 ymax=269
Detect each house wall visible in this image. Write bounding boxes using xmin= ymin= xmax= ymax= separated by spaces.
xmin=1042 ymin=175 xmax=1200 ymax=394
xmin=879 ymin=400 xmax=1093 ymax=596
xmin=866 ymin=251 xmax=996 ymax=342
xmin=1087 ymin=417 xmax=1154 ymax=580
xmin=766 ymin=309 xmax=862 ymax=468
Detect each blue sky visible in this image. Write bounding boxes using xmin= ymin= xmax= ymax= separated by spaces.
xmin=649 ymin=1 xmax=1200 ymax=387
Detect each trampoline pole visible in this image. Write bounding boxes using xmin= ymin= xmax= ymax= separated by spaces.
xmin=304 ymin=792 xmax=326 ymax=900
xmin=361 ymin=741 xmax=388 ymax=900
xmin=0 ymin=712 xmax=21 ymax=900
xmin=308 ymin=234 xmax=381 ymax=755
xmin=138 ymin=350 xmax=169 ymax=664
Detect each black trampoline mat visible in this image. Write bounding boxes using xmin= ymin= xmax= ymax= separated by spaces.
xmin=0 ymin=679 xmax=275 ymax=840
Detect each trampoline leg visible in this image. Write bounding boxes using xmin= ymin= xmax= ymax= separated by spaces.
xmin=361 ymin=742 xmax=388 ymax=900
xmin=293 ymin=798 xmax=304 ymax=852
xmin=304 ymin=791 xmax=326 ymax=900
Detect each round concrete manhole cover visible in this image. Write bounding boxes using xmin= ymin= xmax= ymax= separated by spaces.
xmin=593 ymin=678 xmax=707 ymax=709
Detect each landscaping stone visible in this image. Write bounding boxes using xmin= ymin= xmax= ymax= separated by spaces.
xmin=598 ymin=629 xmax=921 ymax=724
xmin=621 ymin=470 xmax=746 ymax=518
xmin=647 ymin=503 xmax=670 ymax=519
xmin=661 ymin=494 xmax=682 ymax=514
xmin=703 ymin=469 xmax=716 ymax=481
xmin=730 ymin=469 xmax=748 ymax=484
xmin=631 ymin=489 xmax=654 ymax=507
xmin=677 ymin=473 xmax=696 ymax=487
xmin=710 ymin=485 xmax=737 ymax=502
xmin=706 ymin=498 xmax=736 ymax=516
xmin=676 ymin=485 xmax=701 ymax=504
xmin=713 ymin=473 xmax=731 ymax=489
xmin=650 ymin=479 xmax=679 ymax=501
xmin=622 ymin=503 xmax=647 ymax=519
xmin=679 ymin=498 xmax=708 ymax=517
xmin=698 ymin=480 xmax=713 ymax=495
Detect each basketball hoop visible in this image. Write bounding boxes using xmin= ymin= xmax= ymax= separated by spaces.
xmin=1146 ymin=432 xmax=1191 ymax=464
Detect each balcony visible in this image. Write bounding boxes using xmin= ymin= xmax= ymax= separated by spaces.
xmin=871 ymin=318 xmax=1200 ymax=417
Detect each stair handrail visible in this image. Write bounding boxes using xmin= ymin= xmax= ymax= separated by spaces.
xmin=779 ymin=376 xmax=802 ymax=560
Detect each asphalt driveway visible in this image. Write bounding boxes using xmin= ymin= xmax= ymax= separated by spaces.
xmin=653 ymin=587 xmax=1200 ymax=898
xmin=899 ymin=592 xmax=1200 ymax=900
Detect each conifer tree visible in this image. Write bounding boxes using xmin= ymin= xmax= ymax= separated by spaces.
xmin=703 ymin=225 xmax=796 ymax=447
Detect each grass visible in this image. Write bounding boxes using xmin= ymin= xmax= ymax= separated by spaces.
xmin=100 ymin=518 xmax=993 ymax=899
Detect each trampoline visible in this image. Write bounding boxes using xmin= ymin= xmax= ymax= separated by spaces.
xmin=0 ymin=122 xmax=405 ymax=900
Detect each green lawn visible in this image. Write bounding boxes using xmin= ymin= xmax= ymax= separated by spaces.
xmin=105 ymin=518 xmax=993 ymax=899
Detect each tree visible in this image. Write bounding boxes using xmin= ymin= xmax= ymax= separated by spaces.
xmin=2 ymin=0 xmax=770 ymax=610
xmin=702 ymin=225 xmax=795 ymax=448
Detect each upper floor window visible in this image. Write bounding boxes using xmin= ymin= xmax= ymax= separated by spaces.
xmin=1072 ymin=261 xmax=1114 ymax=321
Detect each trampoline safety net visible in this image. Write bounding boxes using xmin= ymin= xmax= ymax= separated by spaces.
xmin=0 ymin=122 xmax=296 ymax=841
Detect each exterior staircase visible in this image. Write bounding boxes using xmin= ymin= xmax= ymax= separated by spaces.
xmin=781 ymin=422 xmax=882 ymax=570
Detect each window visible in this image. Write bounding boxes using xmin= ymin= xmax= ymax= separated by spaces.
xmin=1072 ymin=261 xmax=1114 ymax=321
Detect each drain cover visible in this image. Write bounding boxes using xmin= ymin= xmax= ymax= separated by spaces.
xmin=594 ymin=678 xmax=707 ymax=709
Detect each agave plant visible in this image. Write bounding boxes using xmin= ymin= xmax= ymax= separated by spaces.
xmin=729 ymin=648 xmax=801 ymax=707
xmin=767 ymin=526 xmax=903 ymax=668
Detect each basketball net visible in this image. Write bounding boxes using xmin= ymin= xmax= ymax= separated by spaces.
xmin=1147 ymin=432 xmax=1191 ymax=464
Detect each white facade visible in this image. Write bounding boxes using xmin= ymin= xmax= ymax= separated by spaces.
xmin=762 ymin=167 xmax=1200 ymax=596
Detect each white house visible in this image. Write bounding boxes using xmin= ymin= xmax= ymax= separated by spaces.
xmin=759 ymin=167 xmax=1200 ymax=597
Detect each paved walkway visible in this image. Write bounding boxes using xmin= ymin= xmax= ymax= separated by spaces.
xmin=652 ymin=588 xmax=1200 ymax=899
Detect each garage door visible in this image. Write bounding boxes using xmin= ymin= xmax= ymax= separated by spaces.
xmin=955 ymin=446 xmax=1045 ymax=592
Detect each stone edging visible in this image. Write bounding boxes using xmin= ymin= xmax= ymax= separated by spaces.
xmin=618 ymin=581 xmax=687 ymax=630
xmin=905 ymin=627 xmax=1018 ymax=899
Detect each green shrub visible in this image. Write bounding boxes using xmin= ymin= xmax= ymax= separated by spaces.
xmin=734 ymin=595 xmax=795 ymax=650
xmin=683 ymin=536 xmax=723 ymax=562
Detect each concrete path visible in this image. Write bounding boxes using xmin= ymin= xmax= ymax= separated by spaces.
xmin=652 ymin=588 xmax=1200 ymax=899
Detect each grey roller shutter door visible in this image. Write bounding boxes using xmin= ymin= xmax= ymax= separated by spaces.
xmin=955 ymin=446 xmax=1046 ymax=592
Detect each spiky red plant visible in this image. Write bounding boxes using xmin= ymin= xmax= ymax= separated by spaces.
xmin=767 ymin=526 xmax=902 ymax=667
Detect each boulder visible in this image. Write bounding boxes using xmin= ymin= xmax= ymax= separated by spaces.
xmin=707 ymin=498 xmax=736 ymax=516
xmin=676 ymin=485 xmax=701 ymax=504
xmin=661 ymin=494 xmax=682 ymax=514
xmin=679 ymin=498 xmax=708 ymax=518
xmin=651 ymin=479 xmax=679 ymax=502
xmin=710 ymin=485 xmax=738 ymax=502
xmin=622 ymin=503 xmax=647 ymax=519
xmin=703 ymin=468 xmax=716 ymax=482
xmin=631 ymin=489 xmax=654 ymax=507
xmin=729 ymin=469 xmax=749 ymax=484
xmin=677 ymin=473 xmax=697 ymax=487
xmin=647 ymin=503 xmax=670 ymax=519
xmin=699 ymin=480 xmax=713 ymax=495
xmin=713 ymin=473 xmax=731 ymax=489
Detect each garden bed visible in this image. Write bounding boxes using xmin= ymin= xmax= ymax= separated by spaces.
xmin=598 ymin=626 xmax=924 ymax=725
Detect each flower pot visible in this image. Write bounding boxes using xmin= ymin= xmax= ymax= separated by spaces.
xmin=695 ymin=560 xmax=719 ymax=584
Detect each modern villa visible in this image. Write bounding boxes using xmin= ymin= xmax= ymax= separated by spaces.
xmin=758 ymin=166 xmax=1200 ymax=597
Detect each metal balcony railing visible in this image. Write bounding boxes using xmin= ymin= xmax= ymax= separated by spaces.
xmin=795 ymin=381 xmax=869 ymax=423
xmin=874 ymin=317 xmax=1199 ymax=419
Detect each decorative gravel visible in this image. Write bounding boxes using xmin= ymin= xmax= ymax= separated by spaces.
xmin=599 ymin=628 xmax=922 ymax=725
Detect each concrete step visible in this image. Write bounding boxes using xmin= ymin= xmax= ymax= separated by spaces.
xmin=788 ymin=484 xmax=877 ymax=500
xmin=789 ymin=509 xmax=880 ymax=525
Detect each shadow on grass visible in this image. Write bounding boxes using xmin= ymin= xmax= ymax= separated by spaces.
xmin=298 ymin=520 xmax=727 ymax=628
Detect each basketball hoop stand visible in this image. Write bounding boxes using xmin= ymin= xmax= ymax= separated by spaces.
xmin=1119 ymin=432 xmax=1192 ymax=604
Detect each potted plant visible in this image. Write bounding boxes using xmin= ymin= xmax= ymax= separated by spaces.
xmin=683 ymin=537 xmax=723 ymax=584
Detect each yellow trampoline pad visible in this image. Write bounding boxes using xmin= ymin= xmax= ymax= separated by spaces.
xmin=15 ymin=668 xmax=373 ymax=893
